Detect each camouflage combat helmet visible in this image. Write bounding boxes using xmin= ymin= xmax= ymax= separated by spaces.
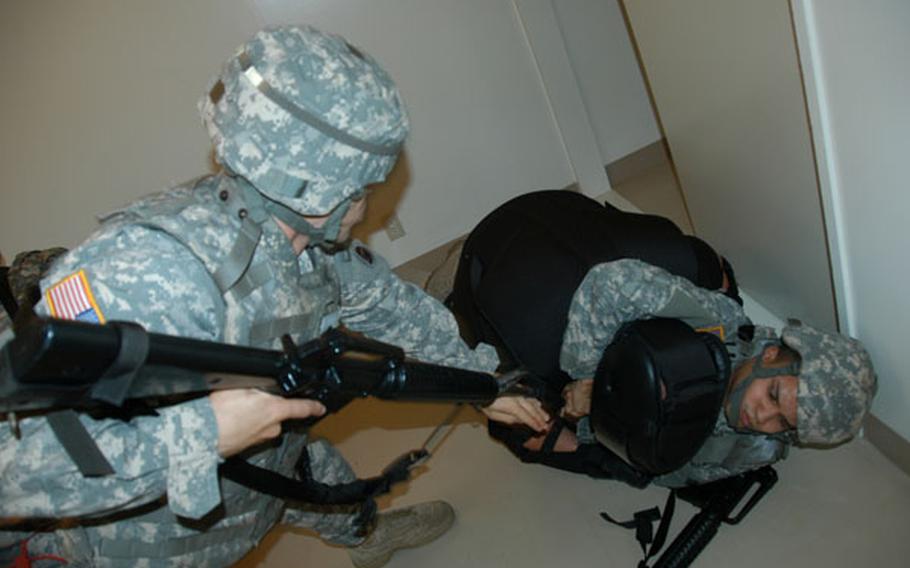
xmin=199 ymin=25 xmax=409 ymax=223
xmin=782 ymin=321 xmax=877 ymax=445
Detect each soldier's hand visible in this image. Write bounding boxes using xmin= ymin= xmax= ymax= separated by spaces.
xmin=211 ymin=389 xmax=326 ymax=457
xmin=481 ymin=395 xmax=550 ymax=432
xmin=522 ymin=427 xmax=580 ymax=453
xmin=560 ymin=378 xmax=593 ymax=420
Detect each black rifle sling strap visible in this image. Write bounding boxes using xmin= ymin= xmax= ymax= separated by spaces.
xmin=220 ymin=406 xmax=472 ymax=504
xmin=220 ymin=449 xmax=425 ymax=507
xmin=220 ymin=406 xmax=469 ymax=524
xmin=221 ymin=447 xmax=427 ymax=535
xmin=47 ymin=410 xmax=115 ymax=477
xmin=47 ymin=322 xmax=150 ymax=477
xmin=89 ymin=322 xmax=150 ymax=406
xmin=600 ymin=489 xmax=677 ymax=568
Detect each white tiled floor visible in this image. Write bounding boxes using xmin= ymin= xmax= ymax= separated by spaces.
xmin=237 ymin=161 xmax=910 ymax=567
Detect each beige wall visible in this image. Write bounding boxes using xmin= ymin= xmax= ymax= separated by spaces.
xmin=0 ymin=0 xmax=263 ymax=259
xmin=0 ymin=0 xmax=570 ymax=265
xmin=552 ymin=0 xmax=661 ymax=164
xmin=1 ymin=0 xmax=660 ymax=267
xmin=793 ymin=0 xmax=910 ymax=441
xmin=623 ymin=0 xmax=838 ymax=331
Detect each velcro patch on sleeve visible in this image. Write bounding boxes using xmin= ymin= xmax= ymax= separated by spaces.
xmin=46 ymin=270 xmax=106 ymax=324
xmin=695 ymin=324 xmax=725 ymax=341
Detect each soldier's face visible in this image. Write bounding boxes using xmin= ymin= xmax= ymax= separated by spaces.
xmin=303 ymin=195 xmax=367 ymax=243
xmin=279 ymin=196 xmax=368 ymax=254
xmin=336 ymin=196 xmax=367 ymax=242
xmin=725 ymin=346 xmax=799 ymax=434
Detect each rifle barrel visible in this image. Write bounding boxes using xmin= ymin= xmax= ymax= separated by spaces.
xmin=1 ymin=317 xmax=501 ymax=412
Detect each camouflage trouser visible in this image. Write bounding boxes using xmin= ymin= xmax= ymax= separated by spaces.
xmin=0 ymin=438 xmax=365 ymax=567
xmin=281 ymin=438 xmax=369 ymax=547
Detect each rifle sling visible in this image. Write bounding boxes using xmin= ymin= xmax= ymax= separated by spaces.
xmin=600 ymin=489 xmax=676 ymax=568
xmin=219 ymin=447 xmax=425 ymax=506
xmin=90 ymin=322 xmax=150 ymax=406
xmin=47 ymin=410 xmax=115 ymax=477
xmin=39 ymin=322 xmax=149 ymax=477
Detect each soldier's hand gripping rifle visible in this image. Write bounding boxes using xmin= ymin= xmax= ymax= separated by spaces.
xmin=0 ymin=315 xmax=506 ymax=508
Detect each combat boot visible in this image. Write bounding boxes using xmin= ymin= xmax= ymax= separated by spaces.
xmin=347 ymin=500 xmax=455 ymax=568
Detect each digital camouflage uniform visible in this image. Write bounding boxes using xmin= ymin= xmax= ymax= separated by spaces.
xmin=0 ymin=178 xmax=497 ymax=568
xmin=559 ymin=258 xmax=788 ymax=487
xmin=0 ymin=25 xmax=498 ymax=567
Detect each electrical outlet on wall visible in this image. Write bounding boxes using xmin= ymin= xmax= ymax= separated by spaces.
xmin=385 ymin=214 xmax=406 ymax=241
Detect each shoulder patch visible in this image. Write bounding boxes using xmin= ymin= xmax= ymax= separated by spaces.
xmin=695 ymin=324 xmax=725 ymax=341
xmin=354 ymin=245 xmax=374 ymax=265
xmin=46 ymin=270 xmax=106 ymax=324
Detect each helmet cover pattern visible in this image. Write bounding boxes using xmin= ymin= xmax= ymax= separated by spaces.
xmin=199 ymin=25 xmax=409 ymax=215
xmin=782 ymin=322 xmax=877 ymax=445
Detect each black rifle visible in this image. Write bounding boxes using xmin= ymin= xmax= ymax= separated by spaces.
xmin=652 ymin=466 xmax=778 ymax=568
xmin=0 ymin=315 xmax=501 ymax=415
xmin=0 ymin=315 xmax=506 ymax=508
xmin=601 ymin=464 xmax=777 ymax=568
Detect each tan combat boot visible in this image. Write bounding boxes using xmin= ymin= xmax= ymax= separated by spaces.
xmin=347 ymin=500 xmax=455 ymax=568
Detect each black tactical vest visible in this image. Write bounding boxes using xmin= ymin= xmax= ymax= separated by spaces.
xmin=449 ymin=190 xmax=735 ymax=388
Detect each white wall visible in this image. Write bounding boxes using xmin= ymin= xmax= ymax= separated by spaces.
xmin=551 ymin=0 xmax=661 ymax=164
xmin=0 ymin=0 xmax=263 ymax=256
xmin=0 ymin=0 xmax=588 ymax=267
xmin=622 ymin=0 xmax=838 ymax=332
xmin=510 ymin=0 xmax=613 ymax=199
xmin=0 ymin=0 xmax=664 ymax=268
xmin=792 ymin=0 xmax=910 ymax=440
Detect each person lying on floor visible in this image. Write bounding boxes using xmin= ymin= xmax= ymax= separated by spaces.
xmin=446 ymin=189 xmax=876 ymax=487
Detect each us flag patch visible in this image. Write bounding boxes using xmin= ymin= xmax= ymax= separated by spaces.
xmin=46 ymin=270 xmax=106 ymax=324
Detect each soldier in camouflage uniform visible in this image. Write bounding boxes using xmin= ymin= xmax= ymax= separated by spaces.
xmin=0 ymin=25 xmax=546 ymax=567
xmin=448 ymin=191 xmax=876 ymax=487
xmin=555 ymin=258 xmax=876 ymax=486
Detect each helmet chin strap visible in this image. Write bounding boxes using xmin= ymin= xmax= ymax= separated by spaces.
xmin=240 ymin=181 xmax=354 ymax=251
xmin=725 ymin=344 xmax=800 ymax=435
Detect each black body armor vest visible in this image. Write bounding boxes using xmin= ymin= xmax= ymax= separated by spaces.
xmin=449 ymin=189 xmax=734 ymax=388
